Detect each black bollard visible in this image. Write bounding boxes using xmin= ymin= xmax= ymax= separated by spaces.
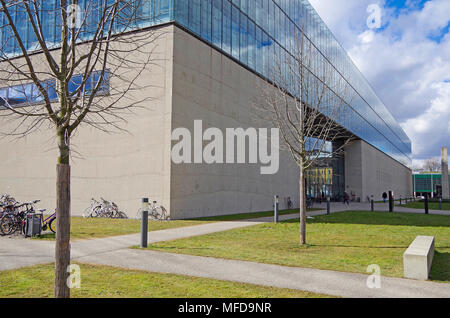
xmin=389 ymin=191 xmax=394 ymax=212
xmin=274 ymin=195 xmax=279 ymax=223
xmin=141 ymin=198 xmax=149 ymax=248
xmin=424 ymin=194 xmax=429 ymax=215
xmin=371 ymin=199 xmax=374 ymax=212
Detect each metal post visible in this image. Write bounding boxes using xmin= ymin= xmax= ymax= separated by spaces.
xmin=400 ymin=196 xmax=402 ymax=206
xmin=389 ymin=191 xmax=394 ymax=212
xmin=405 ymin=197 xmax=408 ymax=205
xmin=424 ymin=194 xmax=429 ymax=215
xmin=141 ymin=198 xmax=149 ymax=248
xmin=371 ymin=199 xmax=374 ymax=212
xmin=439 ymin=198 xmax=442 ymax=210
xmin=274 ymin=195 xmax=279 ymax=223
xmin=327 ymin=196 xmax=331 ymax=215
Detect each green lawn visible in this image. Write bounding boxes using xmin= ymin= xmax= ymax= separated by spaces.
xmin=399 ymin=202 xmax=450 ymax=211
xmin=36 ymin=209 xmax=319 ymax=241
xmin=35 ymin=217 xmax=213 ymax=241
xmin=145 ymin=211 xmax=450 ymax=282
xmin=0 ymin=263 xmax=330 ymax=298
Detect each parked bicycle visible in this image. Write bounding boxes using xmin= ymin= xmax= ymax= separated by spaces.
xmin=41 ymin=211 xmax=57 ymax=234
xmin=136 ymin=200 xmax=169 ymax=221
xmin=0 ymin=194 xmax=16 ymax=206
xmin=83 ymin=198 xmax=127 ymax=219
xmin=0 ymin=200 xmax=40 ymax=236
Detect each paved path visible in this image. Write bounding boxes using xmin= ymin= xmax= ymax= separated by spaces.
xmin=0 ymin=213 xmax=299 ymax=271
xmin=78 ymin=249 xmax=450 ymax=298
xmin=1 ymin=208 xmax=449 ymax=298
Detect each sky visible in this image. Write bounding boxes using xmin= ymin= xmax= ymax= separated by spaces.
xmin=308 ymin=0 xmax=450 ymax=168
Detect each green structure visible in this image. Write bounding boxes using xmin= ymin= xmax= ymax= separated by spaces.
xmin=413 ymin=173 xmax=450 ymax=197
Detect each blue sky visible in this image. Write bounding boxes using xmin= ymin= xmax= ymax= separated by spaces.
xmin=309 ymin=0 xmax=450 ymax=168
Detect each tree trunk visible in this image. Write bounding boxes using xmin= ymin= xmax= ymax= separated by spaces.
xmin=55 ymin=131 xmax=71 ymax=298
xmin=299 ymin=163 xmax=306 ymax=245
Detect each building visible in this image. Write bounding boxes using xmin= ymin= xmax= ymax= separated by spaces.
xmin=0 ymin=0 xmax=412 ymax=218
xmin=413 ymin=173 xmax=450 ymax=198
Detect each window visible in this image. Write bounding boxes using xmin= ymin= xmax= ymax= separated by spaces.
xmin=212 ymin=0 xmax=222 ymax=48
xmin=201 ymin=0 xmax=212 ymax=42
xmin=248 ymin=20 xmax=255 ymax=69
xmin=156 ymin=0 xmax=172 ymax=21
xmin=0 ymin=70 xmax=109 ymax=109
xmin=231 ymin=5 xmax=240 ymax=59
xmin=175 ymin=0 xmax=189 ymax=26
xmin=222 ymin=0 xmax=232 ymax=54
xmin=189 ymin=0 xmax=201 ymax=35
xmin=239 ymin=12 xmax=248 ymax=65
xmin=8 ymin=84 xmax=32 ymax=105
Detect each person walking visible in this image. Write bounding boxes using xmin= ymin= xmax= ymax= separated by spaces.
xmin=382 ymin=192 xmax=388 ymax=203
xmin=343 ymin=191 xmax=350 ymax=205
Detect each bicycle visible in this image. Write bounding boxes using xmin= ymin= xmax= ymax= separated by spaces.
xmin=136 ymin=200 xmax=169 ymax=221
xmin=83 ymin=198 xmax=127 ymax=219
xmin=0 ymin=194 xmax=16 ymax=206
xmin=0 ymin=200 xmax=40 ymax=236
xmin=100 ymin=198 xmax=128 ymax=219
xmin=82 ymin=198 xmax=102 ymax=218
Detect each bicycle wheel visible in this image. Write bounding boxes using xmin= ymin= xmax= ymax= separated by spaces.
xmin=135 ymin=209 xmax=141 ymax=220
xmin=0 ymin=214 xmax=16 ymax=236
xmin=82 ymin=206 xmax=92 ymax=218
xmin=49 ymin=218 xmax=56 ymax=234
xmin=92 ymin=206 xmax=102 ymax=218
xmin=154 ymin=206 xmax=169 ymax=220
xmin=117 ymin=211 xmax=128 ymax=219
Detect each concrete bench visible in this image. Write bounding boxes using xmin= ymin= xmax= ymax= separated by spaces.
xmin=403 ymin=236 xmax=435 ymax=280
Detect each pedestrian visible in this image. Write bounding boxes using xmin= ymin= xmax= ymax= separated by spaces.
xmin=382 ymin=192 xmax=388 ymax=203
xmin=343 ymin=191 xmax=350 ymax=205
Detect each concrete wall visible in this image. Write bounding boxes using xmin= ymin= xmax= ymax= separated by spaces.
xmin=0 ymin=26 xmax=175 ymax=216
xmin=169 ymin=26 xmax=300 ymax=219
xmin=345 ymin=140 xmax=412 ymax=202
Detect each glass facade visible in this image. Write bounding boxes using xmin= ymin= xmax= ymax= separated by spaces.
xmin=413 ymin=174 xmax=450 ymax=195
xmin=0 ymin=0 xmax=412 ymax=168
xmin=173 ymin=0 xmax=412 ymax=168
xmin=0 ymin=1 xmax=174 ymax=55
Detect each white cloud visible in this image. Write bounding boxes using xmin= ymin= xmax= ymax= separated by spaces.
xmin=309 ymin=0 xmax=450 ymax=160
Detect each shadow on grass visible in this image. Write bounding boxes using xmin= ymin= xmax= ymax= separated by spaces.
xmin=34 ymin=232 xmax=55 ymax=240
xmin=430 ymin=252 xmax=450 ymax=282
xmin=189 ymin=209 xmax=316 ymax=222
xmin=283 ymin=211 xmax=450 ymax=228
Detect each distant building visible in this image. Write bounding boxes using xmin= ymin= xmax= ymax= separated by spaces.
xmin=413 ymin=173 xmax=450 ymax=198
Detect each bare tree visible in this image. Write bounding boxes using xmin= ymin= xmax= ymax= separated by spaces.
xmin=0 ymin=0 xmax=160 ymax=297
xmin=255 ymin=28 xmax=355 ymax=245
xmin=423 ymin=158 xmax=441 ymax=173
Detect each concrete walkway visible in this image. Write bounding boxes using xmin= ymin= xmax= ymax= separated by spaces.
xmin=0 ymin=213 xmax=299 ymax=271
xmin=1 ymin=208 xmax=449 ymax=298
xmin=78 ymin=248 xmax=450 ymax=298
